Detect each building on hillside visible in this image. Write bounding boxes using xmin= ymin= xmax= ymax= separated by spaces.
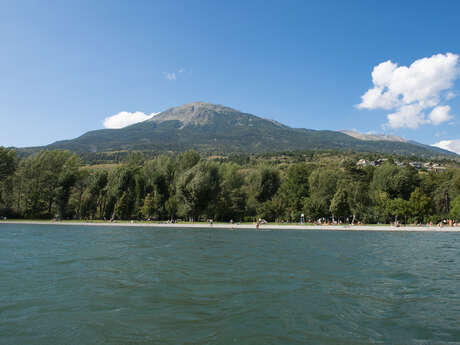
xmin=425 ymin=162 xmax=447 ymax=172
xmin=371 ymin=158 xmax=388 ymax=167
xmin=409 ymin=161 xmax=423 ymax=169
xmin=423 ymin=162 xmax=432 ymax=169
xmin=432 ymin=166 xmax=447 ymax=172
xmin=356 ymin=159 xmax=369 ymax=167
xmin=409 ymin=161 xmax=447 ymax=172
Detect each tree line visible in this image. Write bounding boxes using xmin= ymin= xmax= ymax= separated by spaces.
xmin=1 ymin=147 xmax=460 ymax=224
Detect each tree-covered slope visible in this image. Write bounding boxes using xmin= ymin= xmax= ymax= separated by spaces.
xmin=33 ymin=102 xmax=456 ymax=157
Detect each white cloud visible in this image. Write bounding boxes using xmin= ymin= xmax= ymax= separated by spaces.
xmin=165 ymin=72 xmax=176 ymax=80
xmin=446 ymin=91 xmax=456 ymax=100
xmin=164 ymin=68 xmax=185 ymax=81
xmin=103 ymin=111 xmax=158 ymax=129
xmin=358 ymin=53 xmax=459 ymax=129
xmin=387 ymin=104 xmax=426 ymax=129
xmin=433 ymin=139 xmax=460 ymax=154
xmin=428 ymin=105 xmax=453 ymax=125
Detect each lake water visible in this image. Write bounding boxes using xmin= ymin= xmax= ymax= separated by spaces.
xmin=1 ymin=224 xmax=460 ymax=345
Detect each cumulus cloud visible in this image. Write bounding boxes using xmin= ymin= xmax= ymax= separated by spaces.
xmin=358 ymin=53 xmax=459 ymax=129
xmin=428 ymin=105 xmax=453 ymax=125
xmin=433 ymin=139 xmax=460 ymax=154
xmin=103 ymin=111 xmax=158 ymax=129
xmin=387 ymin=104 xmax=425 ymax=129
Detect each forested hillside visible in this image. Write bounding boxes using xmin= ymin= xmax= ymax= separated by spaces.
xmin=1 ymin=147 xmax=460 ymax=224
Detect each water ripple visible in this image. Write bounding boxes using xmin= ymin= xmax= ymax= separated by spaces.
xmin=2 ymin=224 xmax=460 ymax=344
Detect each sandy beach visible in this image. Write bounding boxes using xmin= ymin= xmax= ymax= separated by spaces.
xmin=1 ymin=220 xmax=459 ymax=232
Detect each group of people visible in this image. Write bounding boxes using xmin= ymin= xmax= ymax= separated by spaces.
xmin=207 ymin=218 xmax=264 ymax=230
xmin=392 ymin=219 xmax=458 ymax=227
xmin=435 ymin=219 xmax=457 ymax=227
xmin=304 ymin=218 xmax=361 ymax=226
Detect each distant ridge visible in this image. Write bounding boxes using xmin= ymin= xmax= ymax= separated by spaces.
xmin=340 ymin=130 xmax=408 ymax=143
xmin=23 ymin=102 xmax=457 ymax=157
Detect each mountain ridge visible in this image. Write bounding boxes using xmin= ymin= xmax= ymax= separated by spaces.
xmin=340 ymin=130 xmax=408 ymax=143
xmin=22 ymin=102 xmax=457 ymax=157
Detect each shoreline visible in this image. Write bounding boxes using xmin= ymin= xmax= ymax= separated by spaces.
xmin=1 ymin=220 xmax=459 ymax=232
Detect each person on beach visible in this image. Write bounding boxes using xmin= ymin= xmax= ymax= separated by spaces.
xmin=256 ymin=219 xmax=260 ymax=230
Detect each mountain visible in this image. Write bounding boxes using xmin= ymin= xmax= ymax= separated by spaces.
xmin=29 ymin=102 xmax=456 ymax=157
xmin=340 ymin=130 xmax=408 ymax=143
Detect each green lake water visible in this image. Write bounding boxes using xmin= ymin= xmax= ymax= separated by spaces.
xmin=1 ymin=224 xmax=460 ymax=345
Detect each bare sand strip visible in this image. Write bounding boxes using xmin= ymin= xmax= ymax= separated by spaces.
xmin=1 ymin=220 xmax=459 ymax=232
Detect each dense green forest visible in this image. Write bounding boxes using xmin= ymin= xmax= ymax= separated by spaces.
xmin=1 ymin=146 xmax=460 ymax=224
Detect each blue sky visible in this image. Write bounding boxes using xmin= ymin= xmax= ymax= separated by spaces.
xmin=1 ymin=0 xmax=460 ymax=152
